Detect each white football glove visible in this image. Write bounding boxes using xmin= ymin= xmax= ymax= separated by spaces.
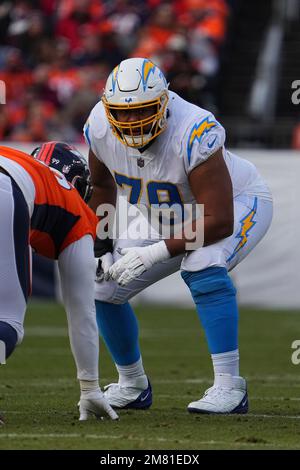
xmin=95 ymin=252 xmax=114 ymax=282
xmin=109 ymin=241 xmax=170 ymax=286
xmin=79 ymin=388 xmax=119 ymax=421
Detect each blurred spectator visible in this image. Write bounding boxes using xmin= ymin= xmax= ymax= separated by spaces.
xmin=132 ymin=3 xmax=179 ymax=60
xmin=184 ymin=0 xmax=228 ymax=80
xmin=163 ymin=37 xmax=207 ymax=107
xmin=48 ymin=39 xmax=82 ymax=105
xmin=31 ymin=65 xmax=60 ymax=108
xmin=102 ymin=0 xmax=147 ymax=55
xmin=176 ymin=0 xmax=229 ymax=46
xmin=8 ymin=100 xmax=53 ymax=142
xmin=0 ymin=108 xmax=10 ymax=140
xmin=0 ymin=48 xmax=32 ymax=101
xmin=0 ymin=0 xmax=230 ymax=142
xmin=62 ymin=65 xmax=109 ymax=136
xmin=72 ymin=25 xmax=123 ymax=68
xmin=0 ymin=2 xmax=11 ymax=45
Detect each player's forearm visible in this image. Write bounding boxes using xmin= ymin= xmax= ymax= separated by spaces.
xmin=165 ymin=216 xmax=234 ymax=257
xmin=58 ymin=237 xmax=100 ymax=381
xmin=89 ymin=183 xmax=117 ymax=213
xmin=88 ymin=149 xmax=117 ymax=213
xmin=66 ymin=303 xmax=100 ymax=381
xmin=65 ymin=287 xmax=99 ymax=381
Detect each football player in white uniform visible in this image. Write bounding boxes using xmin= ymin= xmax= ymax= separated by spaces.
xmin=84 ymin=58 xmax=273 ymax=414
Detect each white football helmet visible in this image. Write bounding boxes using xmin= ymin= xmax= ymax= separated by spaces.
xmin=102 ymin=58 xmax=169 ymax=148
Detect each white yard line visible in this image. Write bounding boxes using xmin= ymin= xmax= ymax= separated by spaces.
xmin=25 ymin=327 xmax=68 ymax=337
xmin=1 ymin=375 xmax=300 ymax=389
xmin=153 ymin=378 xmax=300 ymax=386
xmin=158 ymin=394 xmax=300 ymax=401
xmin=248 ymin=414 xmax=300 ymax=419
xmin=1 ymin=409 xmax=299 ymax=419
xmin=4 ymin=392 xmax=300 ymax=401
xmin=0 ymin=433 xmax=284 ymax=447
xmin=24 ymin=327 xmax=198 ymax=338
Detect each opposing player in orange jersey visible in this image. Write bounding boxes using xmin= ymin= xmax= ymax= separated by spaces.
xmin=0 ymin=142 xmax=118 ymax=421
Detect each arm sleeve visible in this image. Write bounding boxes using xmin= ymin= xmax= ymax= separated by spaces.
xmin=183 ymin=113 xmax=226 ymax=174
xmin=83 ymin=117 xmax=99 ymax=158
xmin=57 ymin=235 xmax=99 ymax=381
xmin=83 ymin=102 xmax=107 ymax=162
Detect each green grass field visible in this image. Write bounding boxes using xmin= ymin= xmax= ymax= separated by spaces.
xmin=0 ymin=301 xmax=300 ymax=450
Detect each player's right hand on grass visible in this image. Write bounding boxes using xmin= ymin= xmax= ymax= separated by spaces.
xmin=79 ymin=389 xmax=119 ymax=421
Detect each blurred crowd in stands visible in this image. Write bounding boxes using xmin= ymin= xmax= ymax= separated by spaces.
xmin=0 ymin=0 xmax=230 ymax=142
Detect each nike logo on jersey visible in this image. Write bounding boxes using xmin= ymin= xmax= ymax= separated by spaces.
xmin=208 ymin=135 xmax=217 ymax=148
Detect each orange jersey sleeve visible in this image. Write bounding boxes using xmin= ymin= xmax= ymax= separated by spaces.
xmin=0 ymin=146 xmax=98 ymax=259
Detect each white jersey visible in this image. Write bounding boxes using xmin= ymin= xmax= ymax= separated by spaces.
xmin=84 ymin=91 xmax=271 ymax=207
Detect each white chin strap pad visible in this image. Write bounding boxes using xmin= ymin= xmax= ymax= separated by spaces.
xmin=124 ymin=132 xmax=152 ymax=147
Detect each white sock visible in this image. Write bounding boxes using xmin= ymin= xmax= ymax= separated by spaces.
xmin=116 ymin=358 xmax=148 ymax=388
xmin=211 ymin=349 xmax=239 ymax=378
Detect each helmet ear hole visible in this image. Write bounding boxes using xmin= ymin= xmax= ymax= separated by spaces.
xmin=73 ymin=175 xmax=93 ymax=203
xmin=31 ymin=147 xmax=39 ymax=158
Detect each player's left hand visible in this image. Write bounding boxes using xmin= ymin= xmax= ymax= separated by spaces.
xmin=79 ymin=389 xmax=119 ymax=421
xmin=95 ymin=252 xmax=114 ymax=282
xmin=109 ymin=241 xmax=170 ymax=286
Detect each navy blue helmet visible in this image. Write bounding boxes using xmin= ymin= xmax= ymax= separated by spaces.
xmin=31 ymin=141 xmax=93 ymax=203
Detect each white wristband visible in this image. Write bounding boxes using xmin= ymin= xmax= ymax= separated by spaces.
xmin=143 ymin=241 xmax=170 ymax=269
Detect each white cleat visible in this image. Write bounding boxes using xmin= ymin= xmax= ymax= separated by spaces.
xmin=104 ymin=376 xmax=152 ymax=410
xmin=187 ymin=373 xmax=248 ymax=414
